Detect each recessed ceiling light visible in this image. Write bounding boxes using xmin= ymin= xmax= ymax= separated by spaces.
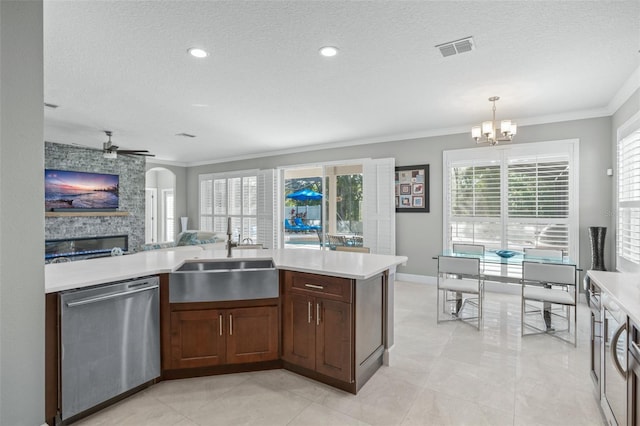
xmin=319 ymin=46 xmax=339 ymax=57
xmin=188 ymin=48 xmax=208 ymax=58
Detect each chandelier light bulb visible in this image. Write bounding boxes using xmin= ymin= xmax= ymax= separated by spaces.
xmin=472 ymin=96 xmax=516 ymax=146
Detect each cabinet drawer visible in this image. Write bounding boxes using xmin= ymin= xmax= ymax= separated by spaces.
xmin=284 ymin=271 xmax=352 ymax=303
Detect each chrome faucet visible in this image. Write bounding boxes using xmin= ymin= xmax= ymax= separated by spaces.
xmin=227 ymin=217 xmax=238 ymax=257
xmin=226 ymin=229 xmax=237 ymax=257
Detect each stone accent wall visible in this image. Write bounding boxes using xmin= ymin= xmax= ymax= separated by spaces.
xmin=45 ymin=142 xmax=145 ymax=252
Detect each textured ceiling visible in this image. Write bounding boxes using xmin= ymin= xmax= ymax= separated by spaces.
xmin=43 ymin=1 xmax=640 ymax=165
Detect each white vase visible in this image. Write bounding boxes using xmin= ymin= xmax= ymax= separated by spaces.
xmin=180 ymin=217 xmax=188 ymax=233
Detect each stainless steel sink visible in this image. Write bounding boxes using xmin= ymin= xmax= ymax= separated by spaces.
xmin=176 ymin=259 xmax=274 ymax=272
xmin=170 ymin=259 xmax=277 ymax=303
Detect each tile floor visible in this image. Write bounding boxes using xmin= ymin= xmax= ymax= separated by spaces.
xmin=76 ymin=281 xmax=604 ymax=426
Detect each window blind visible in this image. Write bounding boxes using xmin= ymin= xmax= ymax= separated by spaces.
xmin=617 ymin=126 xmax=640 ymax=269
xmin=199 ymin=170 xmax=274 ymax=246
xmin=444 ymin=140 xmax=578 ymax=277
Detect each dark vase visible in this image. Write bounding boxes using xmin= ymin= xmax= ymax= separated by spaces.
xmin=589 ymin=226 xmax=607 ymax=271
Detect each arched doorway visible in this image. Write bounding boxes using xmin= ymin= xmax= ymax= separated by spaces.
xmin=145 ymin=167 xmax=176 ymax=243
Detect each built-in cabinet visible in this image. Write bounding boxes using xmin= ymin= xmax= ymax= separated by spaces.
xmin=168 ymin=302 xmax=279 ymax=370
xmin=282 ymin=272 xmax=353 ymax=383
xmin=281 ymin=270 xmax=385 ymax=393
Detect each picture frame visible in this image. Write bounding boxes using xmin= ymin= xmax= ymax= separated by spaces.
xmin=395 ymin=164 xmax=429 ymax=212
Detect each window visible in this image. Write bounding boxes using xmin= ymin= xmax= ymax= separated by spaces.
xmin=617 ymin=112 xmax=640 ymax=272
xmin=162 ymin=189 xmax=174 ymax=242
xmin=199 ymin=170 xmax=276 ymax=247
xmin=444 ymin=140 xmax=578 ymax=276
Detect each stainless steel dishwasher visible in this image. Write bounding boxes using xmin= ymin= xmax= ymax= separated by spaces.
xmin=59 ymin=276 xmax=160 ymax=421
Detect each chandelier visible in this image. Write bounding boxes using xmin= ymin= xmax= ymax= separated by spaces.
xmin=471 ymin=96 xmax=517 ymax=146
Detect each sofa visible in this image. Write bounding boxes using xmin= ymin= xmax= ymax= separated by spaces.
xmin=140 ymin=230 xmax=226 ymax=252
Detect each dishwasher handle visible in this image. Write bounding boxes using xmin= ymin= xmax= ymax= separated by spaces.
xmin=66 ymin=284 xmax=159 ymax=308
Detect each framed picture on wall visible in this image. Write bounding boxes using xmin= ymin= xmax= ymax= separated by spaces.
xmin=395 ymin=164 xmax=429 ymax=213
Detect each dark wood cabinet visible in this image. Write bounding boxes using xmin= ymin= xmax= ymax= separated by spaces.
xmin=315 ymin=298 xmax=352 ymax=382
xmin=170 ymin=305 xmax=278 ymax=369
xmin=282 ymin=271 xmax=354 ymax=384
xmin=226 ymin=306 xmax=279 ymax=364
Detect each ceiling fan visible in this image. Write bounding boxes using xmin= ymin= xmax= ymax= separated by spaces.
xmin=102 ymin=131 xmax=154 ymax=159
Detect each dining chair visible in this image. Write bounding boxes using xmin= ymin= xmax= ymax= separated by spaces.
xmin=523 ymin=248 xmax=563 ymax=259
xmin=452 ymin=243 xmax=485 ymax=255
xmin=335 ymin=246 xmax=370 ymax=253
xmin=437 ymin=255 xmax=483 ymax=330
xmin=521 ymin=261 xmax=577 ymax=346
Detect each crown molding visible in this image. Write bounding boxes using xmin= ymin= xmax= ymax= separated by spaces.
xmin=607 ymin=64 xmax=640 ymax=114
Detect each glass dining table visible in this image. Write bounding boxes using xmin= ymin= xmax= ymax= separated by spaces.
xmin=434 ymin=249 xmax=580 ymax=325
xmin=434 ymin=249 xmax=579 ymax=284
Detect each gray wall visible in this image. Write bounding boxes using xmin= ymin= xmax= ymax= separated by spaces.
xmin=45 ymin=142 xmax=146 ymax=252
xmin=0 ymin=1 xmax=45 ymax=424
xmin=186 ymin=116 xmax=612 ymax=278
xmin=611 ymin=88 xmax=640 ymax=271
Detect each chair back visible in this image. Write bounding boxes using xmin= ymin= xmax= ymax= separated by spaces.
xmin=523 ymin=261 xmax=576 ymax=285
xmin=438 ymin=256 xmax=480 ymax=276
xmin=523 ymin=248 xmax=563 ymax=260
xmin=335 ymin=246 xmax=370 ymax=253
xmin=452 ymin=243 xmax=485 ymax=255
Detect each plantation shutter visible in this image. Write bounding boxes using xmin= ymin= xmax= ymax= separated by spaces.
xmin=444 ymin=140 xmax=578 ymax=277
xmin=506 ymin=153 xmax=571 ymax=253
xmin=363 ymin=157 xmax=396 ymax=255
xmin=256 ymin=169 xmax=277 ymax=249
xmin=199 ymin=176 xmax=213 ymax=231
xmin=199 ymin=170 xmax=268 ymax=244
xmin=617 ymin=114 xmax=640 ymax=272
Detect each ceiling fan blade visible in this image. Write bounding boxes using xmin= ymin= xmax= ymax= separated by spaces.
xmin=119 ymin=151 xmax=155 ymax=157
xmin=117 ymin=149 xmax=150 ymax=153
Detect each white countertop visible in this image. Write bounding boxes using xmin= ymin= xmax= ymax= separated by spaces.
xmin=587 ymin=270 xmax=640 ymax=325
xmin=45 ymin=247 xmax=408 ymax=293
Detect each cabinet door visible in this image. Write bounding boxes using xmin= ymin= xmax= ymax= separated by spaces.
xmin=282 ymin=293 xmax=315 ymax=370
xmin=315 ymin=299 xmax=352 ymax=382
xmin=226 ymin=306 xmax=278 ymax=364
xmin=170 ymin=309 xmax=225 ymax=369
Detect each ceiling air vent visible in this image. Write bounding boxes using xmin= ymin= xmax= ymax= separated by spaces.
xmin=175 ymin=133 xmax=196 ymax=138
xmin=436 ymin=36 xmax=474 ymax=57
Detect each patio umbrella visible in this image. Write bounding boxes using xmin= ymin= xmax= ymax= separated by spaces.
xmin=286 ymin=188 xmax=322 ymax=201
xmin=286 ymin=188 xmax=322 ymax=216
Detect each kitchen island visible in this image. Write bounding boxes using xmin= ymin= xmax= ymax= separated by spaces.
xmin=45 ymin=248 xmax=407 ymax=424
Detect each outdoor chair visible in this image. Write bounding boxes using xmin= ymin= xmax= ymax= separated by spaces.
xmin=294 ymin=217 xmax=320 ymax=231
xmin=284 ymin=218 xmax=306 ymax=233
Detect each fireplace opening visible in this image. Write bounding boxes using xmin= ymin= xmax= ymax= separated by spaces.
xmin=45 ymin=235 xmax=128 ymax=262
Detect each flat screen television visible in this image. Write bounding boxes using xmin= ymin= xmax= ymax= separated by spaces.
xmin=45 ymin=169 xmax=119 ymax=211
